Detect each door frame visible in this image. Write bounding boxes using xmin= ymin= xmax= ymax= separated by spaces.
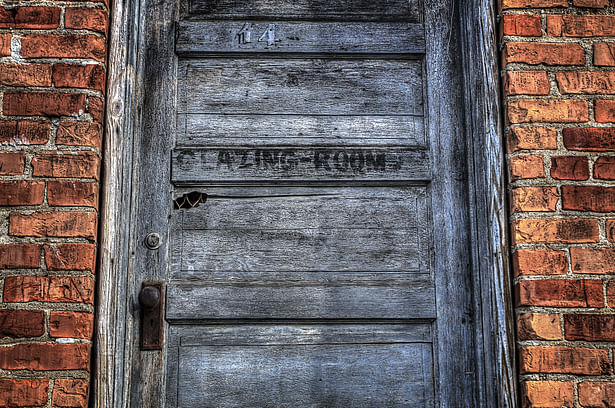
xmin=93 ymin=1 xmax=517 ymax=406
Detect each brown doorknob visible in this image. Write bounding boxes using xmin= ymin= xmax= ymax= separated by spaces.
xmin=139 ymin=286 xmax=160 ymax=310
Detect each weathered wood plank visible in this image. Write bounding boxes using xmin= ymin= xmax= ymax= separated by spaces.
xmin=179 ymin=190 xmax=423 ymax=230
xmin=176 ymin=343 xmax=434 ymax=407
xmin=185 ymin=0 xmax=422 ymax=22
xmin=176 ymin=323 xmax=432 ymax=346
xmin=178 ymin=59 xmax=424 ymax=116
xmin=177 ymin=114 xmax=425 ymax=147
xmin=171 ymin=148 xmax=430 ymax=184
xmin=166 ymin=275 xmax=436 ymax=320
xmin=176 ymin=22 xmax=425 ymax=54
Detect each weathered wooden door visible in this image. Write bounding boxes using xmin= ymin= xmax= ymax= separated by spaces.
xmin=128 ymin=0 xmax=479 ymax=406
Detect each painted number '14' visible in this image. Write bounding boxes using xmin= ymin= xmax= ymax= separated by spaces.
xmin=237 ymin=23 xmax=276 ymax=46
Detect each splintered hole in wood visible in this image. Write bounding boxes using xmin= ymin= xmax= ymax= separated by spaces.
xmin=174 ymin=191 xmax=207 ymax=209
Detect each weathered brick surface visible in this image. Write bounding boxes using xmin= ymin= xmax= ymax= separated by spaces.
xmin=516 ymin=279 xmax=604 ymax=307
xmin=509 ymin=154 xmax=545 ymax=180
xmin=519 ymin=346 xmax=611 ymax=375
xmin=513 ymin=249 xmax=568 ymax=276
xmin=517 ymin=313 xmax=562 ymax=340
xmin=507 ymin=126 xmax=558 ymax=152
xmin=4 ymin=276 xmax=95 ymax=303
xmin=9 ymin=211 xmax=97 ymax=239
xmin=507 ymin=99 xmax=589 ymax=123
xmin=595 ymin=99 xmax=615 ymax=122
xmin=510 ymin=186 xmax=559 ymax=212
xmin=520 ymin=381 xmax=573 ymax=408
xmin=0 ymin=244 xmax=41 ymax=269
xmin=0 ymin=379 xmax=49 ymax=407
xmin=0 ymin=181 xmax=45 ymax=206
xmin=579 ymin=382 xmax=615 ymax=407
xmin=50 ymin=311 xmax=94 ymax=339
xmin=21 ymin=34 xmax=106 ymax=61
xmin=53 ymin=379 xmax=89 ymax=408
xmin=44 ymin=243 xmax=96 ymax=271
xmin=0 ymin=1 xmax=106 ymax=404
xmin=550 ymin=155 xmax=589 ymax=180
xmin=503 ymin=2 xmax=615 ymax=402
xmin=32 ymin=151 xmax=100 ymax=179
xmin=595 ymin=42 xmax=615 ymax=66
xmin=0 ymin=310 xmax=45 ymax=337
xmin=0 ymin=343 xmax=90 ymax=370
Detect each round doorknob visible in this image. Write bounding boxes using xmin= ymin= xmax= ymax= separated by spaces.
xmin=139 ymin=286 xmax=160 ymax=310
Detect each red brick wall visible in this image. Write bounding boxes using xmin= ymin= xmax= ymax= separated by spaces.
xmin=0 ymin=0 xmax=107 ymax=406
xmin=501 ymin=0 xmax=615 ymax=406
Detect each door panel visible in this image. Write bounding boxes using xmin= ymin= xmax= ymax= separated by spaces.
xmin=132 ymin=0 xmax=478 ymax=405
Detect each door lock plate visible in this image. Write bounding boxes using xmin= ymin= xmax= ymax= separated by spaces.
xmin=139 ymin=282 xmax=165 ymax=350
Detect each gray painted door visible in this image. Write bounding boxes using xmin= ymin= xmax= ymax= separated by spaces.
xmin=131 ymin=0 xmax=477 ymax=406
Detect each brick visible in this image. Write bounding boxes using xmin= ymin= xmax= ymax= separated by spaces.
xmin=579 ymin=382 xmax=615 ymax=408
xmin=0 ymin=6 xmax=60 ymax=29
xmin=564 ymin=127 xmax=615 ymax=150
xmin=88 ymin=96 xmax=104 ymax=123
xmin=501 ymin=0 xmax=567 ymax=8
xmin=53 ymin=64 xmax=105 ymax=91
xmin=509 ymin=155 xmax=545 ymax=180
xmin=556 ymin=72 xmax=615 ymax=94
xmin=0 ymin=244 xmax=41 ymax=268
xmin=511 ymin=187 xmax=558 ymax=212
xmin=56 ymin=121 xmax=102 ymax=148
xmin=507 ymin=99 xmax=588 ymax=123
xmin=505 ymin=71 xmax=550 ymax=95
xmin=507 ymin=126 xmax=558 ymax=152
xmin=516 ymin=279 xmax=604 ymax=307
xmin=595 ymin=100 xmax=615 ymax=123
xmin=0 ymin=152 xmax=25 ymax=175
xmin=573 ymin=0 xmax=609 ymax=5
xmin=19 ymin=121 xmax=49 ymax=145
xmin=595 ymin=156 xmax=615 ymax=180
xmin=570 ymin=247 xmax=615 ymax=274
xmin=608 ymin=281 xmax=615 ymax=306
xmin=513 ymin=249 xmax=568 ymax=276
xmin=521 ymin=381 xmax=573 ymax=408
xmin=0 ymin=33 xmax=10 ymax=56
xmin=0 ymin=181 xmax=45 ymax=206
xmin=550 ymin=156 xmax=589 ymax=180
xmin=0 ymin=121 xmax=50 ymax=145
xmin=502 ymin=14 xmax=542 ymax=37
xmin=45 ymin=243 xmax=96 ymax=271
xmin=565 ymin=314 xmax=615 ymax=341
xmin=503 ymin=42 xmax=585 ymax=66
xmin=21 ymin=34 xmax=105 ymax=61
xmin=0 ymin=343 xmax=89 ymax=370
xmin=519 ymin=346 xmax=610 ymax=375
xmin=562 ymin=185 xmax=615 ymax=212
xmin=0 ymin=310 xmax=44 ymax=337
xmin=547 ymin=15 xmax=615 ymax=37
xmin=595 ymin=42 xmax=615 ymax=66
xmin=3 ymin=92 xmax=87 ymax=117
xmin=65 ymin=7 xmax=107 ymax=33
xmin=608 ymin=219 xmax=615 ymax=242
xmin=48 ymin=180 xmax=99 ymax=207
xmin=50 ymin=311 xmax=93 ymax=339
xmin=4 ymin=276 xmax=94 ymax=303
xmin=517 ymin=313 xmax=562 ymax=340
xmin=512 ymin=218 xmax=599 ymax=244
xmin=32 ymin=151 xmax=100 ymax=179
xmin=53 ymin=378 xmax=89 ymax=408
xmin=0 ymin=379 xmax=48 ymax=407
xmin=9 ymin=211 xmax=97 ymax=240
xmin=0 ymin=63 xmax=51 ymax=87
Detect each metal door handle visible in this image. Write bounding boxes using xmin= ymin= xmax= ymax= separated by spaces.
xmin=139 ymin=282 xmax=165 ymax=350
